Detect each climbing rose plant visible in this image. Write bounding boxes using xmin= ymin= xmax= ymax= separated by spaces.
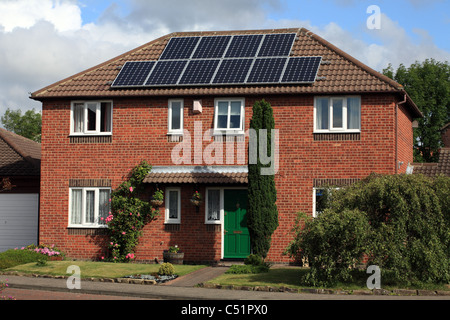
xmin=103 ymin=160 xmax=159 ymax=262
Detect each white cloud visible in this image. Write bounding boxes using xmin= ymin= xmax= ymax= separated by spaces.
xmin=0 ymin=0 xmax=82 ymax=32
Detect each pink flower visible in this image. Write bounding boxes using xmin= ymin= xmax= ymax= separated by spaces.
xmin=129 ymin=187 xmax=133 ymax=192
xmin=130 ymin=212 xmax=132 ymax=216
xmin=101 ymin=256 xmax=104 ymax=260
xmin=122 ymin=232 xmax=126 ymax=235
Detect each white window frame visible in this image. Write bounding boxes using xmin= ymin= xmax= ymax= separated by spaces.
xmin=167 ymin=99 xmax=184 ymax=135
xmin=312 ymin=187 xmax=339 ymax=218
xmin=213 ymin=98 xmax=245 ymax=135
xmin=205 ymin=188 xmax=224 ymax=224
xmin=314 ymin=96 xmax=361 ymax=133
xmin=68 ymin=187 xmax=111 ymax=228
xmin=70 ymin=101 xmax=113 ymax=136
xmin=165 ymin=187 xmax=181 ymax=224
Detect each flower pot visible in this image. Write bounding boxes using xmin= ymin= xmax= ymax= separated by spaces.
xmin=151 ymin=199 xmax=163 ymax=207
xmin=163 ymin=251 xmax=184 ymax=265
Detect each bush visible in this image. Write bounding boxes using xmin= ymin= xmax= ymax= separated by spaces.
xmin=286 ymin=173 xmax=450 ymax=286
xmin=158 ymin=263 xmax=175 ymax=276
xmin=0 ymin=249 xmax=48 ymax=270
xmin=244 ymin=254 xmax=263 ymax=266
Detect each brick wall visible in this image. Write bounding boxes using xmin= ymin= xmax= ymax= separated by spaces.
xmin=442 ymin=124 xmax=450 ymax=148
xmin=39 ymin=93 xmax=414 ymax=263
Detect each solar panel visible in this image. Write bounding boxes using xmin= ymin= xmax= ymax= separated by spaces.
xmin=257 ymin=33 xmax=296 ymax=57
xmin=145 ymin=60 xmax=187 ymax=86
xmin=246 ymin=58 xmax=287 ymax=83
xmin=160 ymin=37 xmax=200 ymax=60
xmin=112 ymin=61 xmax=155 ymax=87
xmin=281 ymin=57 xmax=322 ymax=83
xmin=212 ymin=59 xmax=253 ymax=84
xmin=178 ymin=59 xmax=220 ymax=85
xmin=192 ymin=36 xmax=232 ymax=59
xmin=224 ymin=34 xmax=263 ymax=58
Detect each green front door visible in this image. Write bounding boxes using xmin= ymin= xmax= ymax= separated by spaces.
xmin=224 ymin=189 xmax=250 ymax=259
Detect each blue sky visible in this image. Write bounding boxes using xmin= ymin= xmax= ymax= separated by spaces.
xmin=0 ymin=0 xmax=448 ymax=113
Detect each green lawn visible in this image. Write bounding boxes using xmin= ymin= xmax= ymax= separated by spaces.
xmin=5 ymin=261 xmax=206 ymax=279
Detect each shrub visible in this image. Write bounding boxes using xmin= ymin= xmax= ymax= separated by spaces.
xmin=244 ymin=254 xmax=263 ymax=266
xmin=286 ymin=173 xmax=450 ymax=286
xmin=0 ymin=248 xmax=48 ymax=270
xmin=158 ymin=263 xmax=175 ymax=276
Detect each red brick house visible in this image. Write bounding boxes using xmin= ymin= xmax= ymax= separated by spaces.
xmin=31 ymin=28 xmax=422 ymax=263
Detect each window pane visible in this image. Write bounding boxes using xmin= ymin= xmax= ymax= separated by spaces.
xmin=207 ymin=190 xmax=220 ymax=221
xmin=316 ymin=98 xmax=329 ymax=130
xmin=100 ymin=102 xmax=112 ymax=133
xmin=217 ymin=101 xmax=229 ymax=129
xmin=347 ymin=97 xmax=361 ymax=130
xmin=332 ymin=99 xmax=343 ymax=128
xmin=98 ymin=189 xmax=110 ymax=225
xmin=169 ymin=190 xmax=178 ymax=219
xmin=71 ymin=189 xmax=82 ymax=224
xmin=86 ymin=190 xmax=95 ymax=223
xmin=73 ymin=103 xmax=84 ymax=133
xmin=87 ymin=103 xmax=97 ymax=131
xmin=171 ymin=101 xmax=181 ymax=130
xmin=229 ymin=102 xmax=241 ymax=129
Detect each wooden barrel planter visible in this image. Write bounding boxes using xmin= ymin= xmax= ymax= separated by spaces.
xmin=163 ymin=251 xmax=184 ymax=265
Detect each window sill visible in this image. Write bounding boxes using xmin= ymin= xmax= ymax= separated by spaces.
xmin=213 ymin=130 xmax=245 ymax=136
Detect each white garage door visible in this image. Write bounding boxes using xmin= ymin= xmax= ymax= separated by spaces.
xmin=0 ymin=194 xmax=39 ymax=252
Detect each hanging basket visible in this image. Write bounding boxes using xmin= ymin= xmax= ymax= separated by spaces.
xmin=190 ymin=199 xmax=202 ymax=206
xmin=150 ymin=199 xmax=163 ymax=207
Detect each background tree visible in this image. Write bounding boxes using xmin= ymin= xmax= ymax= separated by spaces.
xmin=247 ymin=99 xmax=278 ymax=260
xmin=1 ymin=108 xmax=42 ymax=142
xmin=383 ymin=59 xmax=450 ymax=162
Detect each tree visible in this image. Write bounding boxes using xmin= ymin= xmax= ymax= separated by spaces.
xmin=1 ymin=108 xmax=42 ymax=142
xmin=383 ymin=59 xmax=450 ymax=162
xmin=247 ymin=100 xmax=278 ymax=260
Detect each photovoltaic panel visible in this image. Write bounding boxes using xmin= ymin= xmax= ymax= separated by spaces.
xmin=159 ymin=36 xmax=200 ymax=60
xmin=281 ymin=57 xmax=322 ymax=83
xmin=212 ymin=59 xmax=253 ymax=84
xmin=178 ymin=59 xmax=220 ymax=85
xmin=224 ymin=34 xmax=263 ymax=58
xmin=112 ymin=61 xmax=155 ymax=87
xmin=246 ymin=58 xmax=287 ymax=83
xmin=257 ymin=33 xmax=296 ymax=57
xmin=145 ymin=60 xmax=188 ymax=85
xmin=192 ymin=36 xmax=232 ymax=59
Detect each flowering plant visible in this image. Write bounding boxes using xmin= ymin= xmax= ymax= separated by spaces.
xmin=192 ymin=191 xmax=202 ymax=201
xmin=16 ymin=244 xmax=63 ymax=258
xmin=168 ymin=245 xmax=180 ymax=253
xmin=0 ymin=280 xmax=15 ymax=300
xmin=103 ymin=160 xmax=160 ymax=262
xmin=152 ymin=189 xmax=164 ymax=201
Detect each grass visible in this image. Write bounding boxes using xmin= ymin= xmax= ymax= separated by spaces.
xmin=207 ymin=266 xmax=450 ymax=292
xmin=0 ymin=248 xmax=206 ymax=279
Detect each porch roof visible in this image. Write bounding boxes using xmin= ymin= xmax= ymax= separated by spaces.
xmin=143 ymin=166 xmax=248 ymax=184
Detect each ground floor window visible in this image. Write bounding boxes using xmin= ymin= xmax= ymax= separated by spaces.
xmin=165 ymin=187 xmax=181 ymax=224
xmin=206 ymin=188 xmax=222 ymax=224
xmin=69 ymin=187 xmax=110 ymax=227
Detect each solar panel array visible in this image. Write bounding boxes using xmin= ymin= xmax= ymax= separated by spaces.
xmin=112 ymin=33 xmax=322 ymax=88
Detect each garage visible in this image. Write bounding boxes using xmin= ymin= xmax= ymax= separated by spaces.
xmin=0 ymin=194 xmax=39 ymax=252
xmin=0 ymin=128 xmax=41 ymax=252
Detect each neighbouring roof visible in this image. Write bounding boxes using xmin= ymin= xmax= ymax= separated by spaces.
xmin=144 ymin=166 xmax=248 ymax=184
xmin=410 ymin=148 xmax=450 ymax=177
xmin=0 ymin=128 xmax=41 ymax=176
xmin=30 ymin=27 xmax=422 ymax=118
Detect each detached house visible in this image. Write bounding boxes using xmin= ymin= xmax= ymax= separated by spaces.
xmin=31 ymin=28 xmax=422 ymax=263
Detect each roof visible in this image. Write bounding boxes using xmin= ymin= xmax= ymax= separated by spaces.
xmin=0 ymin=128 xmax=41 ymax=176
xmin=144 ymin=166 xmax=248 ymax=184
xmin=410 ymin=148 xmax=450 ymax=177
xmin=30 ymin=27 xmax=422 ymax=118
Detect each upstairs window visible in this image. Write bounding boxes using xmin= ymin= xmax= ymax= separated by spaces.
xmin=168 ymin=99 xmax=184 ymax=135
xmin=214 ymin=98 xmax=245 ymax=134
xmin=71 ymin=101 xmax=112 ymax=135
xmin=314 ymin=97 xmax=360 ymax=132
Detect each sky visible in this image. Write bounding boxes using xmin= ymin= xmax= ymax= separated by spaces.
xmin=0 ymin=0 xmax=449 ymax=116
